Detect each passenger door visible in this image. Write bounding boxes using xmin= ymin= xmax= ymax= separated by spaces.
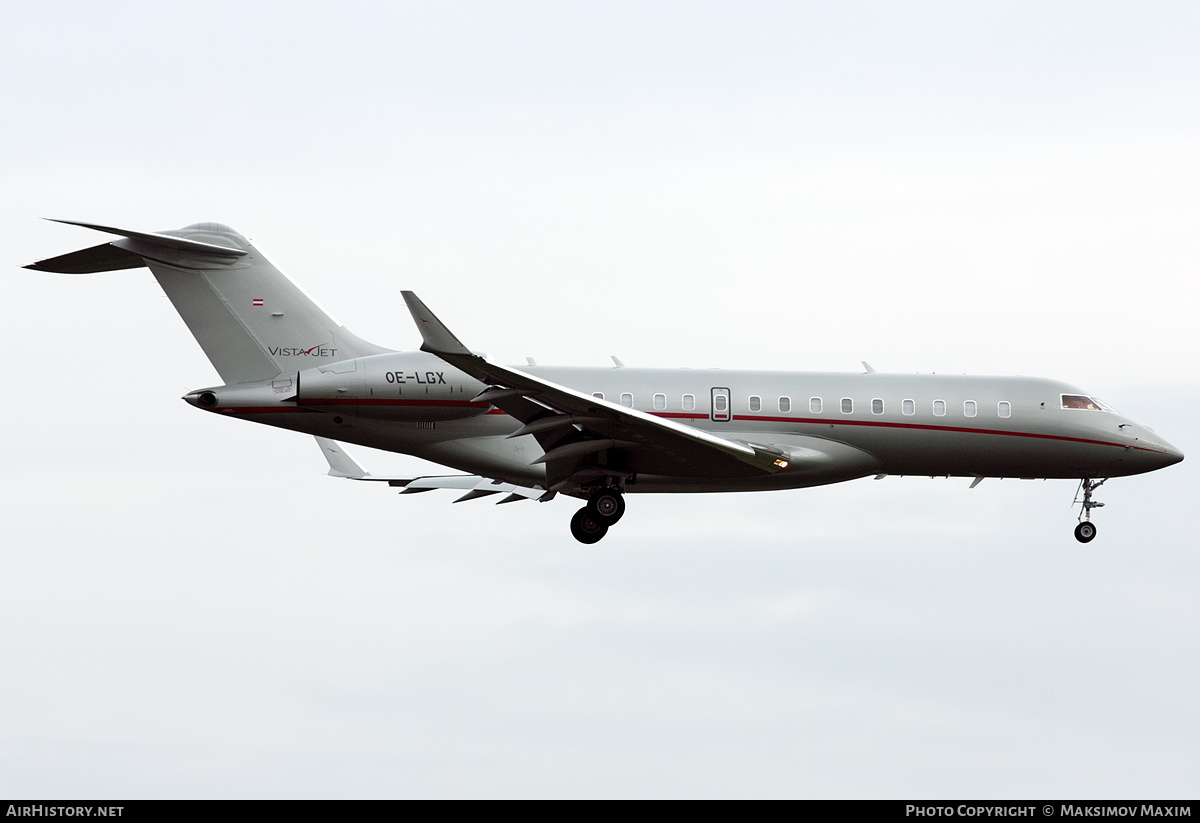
xmin=710 ymin=387 xmax=731 ymax=422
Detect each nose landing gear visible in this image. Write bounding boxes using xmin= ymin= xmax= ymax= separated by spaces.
xmin=1073 ymin=478 xmax=1107 ymax=543
xmin=569 ymin=487 xmax=626 ymax=544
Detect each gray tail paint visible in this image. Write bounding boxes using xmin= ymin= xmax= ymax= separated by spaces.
xmin=26 ymin=220 xmax=390 ymax=384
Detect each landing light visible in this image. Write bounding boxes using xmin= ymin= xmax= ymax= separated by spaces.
xmin=774 ymin=459 xmax=789 ymax=468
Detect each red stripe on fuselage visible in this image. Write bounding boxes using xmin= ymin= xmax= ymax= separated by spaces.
xmin=626 ymin=410 xmax=1155 ymax=453
xmin=726 ymin=413 xmax=1158 ymax=453
xmin=214 ymin=398 xmax=504 ymax=415
xmin=303 ymin=398 xmax=490 ymax=409
xmin=210 ymin=402 xmax=1164 ymax=455
xmin=216 ymin=407 xmax=318 ymax=414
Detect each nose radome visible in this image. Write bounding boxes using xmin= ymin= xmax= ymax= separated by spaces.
xmin=1124 ymin=421 xmax=1184 ymax=469
xmin=1146 ymin=436 xmax=1184 ymax=469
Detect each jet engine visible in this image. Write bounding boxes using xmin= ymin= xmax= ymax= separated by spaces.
xmin=295 ymin=352 xmax=488 ymax=421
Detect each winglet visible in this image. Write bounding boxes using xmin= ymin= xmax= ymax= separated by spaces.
xmin=314 ymin=436 xmax=370 ymax=478
xmin=401 ymin=291 xmax=473 ymax=356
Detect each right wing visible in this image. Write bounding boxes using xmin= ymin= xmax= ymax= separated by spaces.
xmin=401 ymin=292 xmax=792 ymax=490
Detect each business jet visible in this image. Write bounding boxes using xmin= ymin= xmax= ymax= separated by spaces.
xmin=27 ymin=220 xmax=1184 ymax=544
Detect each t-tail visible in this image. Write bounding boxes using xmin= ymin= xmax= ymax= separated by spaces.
xmin=25 ymin=220 xmax=390 ymax=383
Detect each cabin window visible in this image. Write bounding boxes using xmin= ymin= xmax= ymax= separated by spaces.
xmin=653 ymin=393 xmax=666 ymax=410
xmin=933 ymin=399 xmax=946 ymax=416
xmin=810 ymin=397 xmax=822 ymax=414
xmin=998 ymin=401 xmax=1011 ymax=418
xmin=778 ymin=396 xmax=791 ymax=413
xmin=620 ymin=392 xmax=633 ymax=408
xmin=841 ymin=397 xmax=853 ymax=414
xmin=964 ymin=400 xmax=977 ymax=417
xmin=714 ymin=394 xmax=728 ymax=412
xmin=748 ymin=395 xmax=761 ymax=412
xmin=902 ymin=398 xmax=915 ymax=416
xmin=682 ymin=393 xmax=696 ymax=411
xmin=592 ymin=392 xmax=604 ymax=400
xmin=871 ymin=398 xmax=884 ymax=415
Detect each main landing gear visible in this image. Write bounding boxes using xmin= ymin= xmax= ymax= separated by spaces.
xmin=1073 ymin=478 xmax=1107 ymax=543
xmin=569 ymin=487 xmax=626 ymax=544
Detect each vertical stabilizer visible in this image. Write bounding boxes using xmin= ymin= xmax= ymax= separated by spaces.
xmin=27 ymin=221 xmax=391 ymax=384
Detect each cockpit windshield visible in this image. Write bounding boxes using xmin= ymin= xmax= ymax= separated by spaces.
xmin=1061 ymin=394 xmax=1116 ymax=412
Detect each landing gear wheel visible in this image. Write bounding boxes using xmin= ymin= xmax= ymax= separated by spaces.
xmin=571 ymin=507 xmax=609 ymax=544
xmin=1074 ymin=521 xmax=1097 ymax=543
xmin=588 ymin=488 xmax=625 ymax=524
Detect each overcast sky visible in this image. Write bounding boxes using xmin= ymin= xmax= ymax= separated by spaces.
xmin=2 ymin=0 xmax=1198 ymax=798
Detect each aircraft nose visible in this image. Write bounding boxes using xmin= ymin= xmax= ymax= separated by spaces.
xmin=1120 ymin=422 xmax=1183 ymax=472
xmin=1145 ymin=437 xmax=1184 ymax=470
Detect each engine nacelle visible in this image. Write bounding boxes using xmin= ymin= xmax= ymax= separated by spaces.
xmin=296 ymin=352 xmax=488 ymax=421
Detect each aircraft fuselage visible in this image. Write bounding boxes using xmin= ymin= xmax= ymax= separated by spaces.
xmin=186 ymin=351 xmax=1182 ymax=493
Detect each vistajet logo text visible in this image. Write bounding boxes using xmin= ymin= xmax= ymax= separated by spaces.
xmin=268 ymin=345 xmax=339 ymax=358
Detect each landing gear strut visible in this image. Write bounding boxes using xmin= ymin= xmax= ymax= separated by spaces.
xmin=569 ymin=487 xmax=626 ymax=544
xmin=1073 ymin=478 xmax=1107 ymax=543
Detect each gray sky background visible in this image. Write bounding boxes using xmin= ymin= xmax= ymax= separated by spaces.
xmin=2 ymin=0 xmax=1197 ymax=798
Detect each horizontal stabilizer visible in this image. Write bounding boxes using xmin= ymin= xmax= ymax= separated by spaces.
xmin=47 ymin=219 xmax=248 ymax=257
xmin=24 ymin=242 xmax=145 ymax=274
xmin=26 ymin=219 xmax=247 ymax=274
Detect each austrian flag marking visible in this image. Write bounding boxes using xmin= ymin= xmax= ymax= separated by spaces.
xmin=252 ymin=298 xmax=264 ymax=307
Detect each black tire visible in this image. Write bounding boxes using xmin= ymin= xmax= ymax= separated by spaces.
xmin=571 ymin=507 xmax=608 ymax=544
xmin=1074 ymin=521 xmax=1097 ymax=543
xmin=588 ymin=488 xmax=626 ymax=523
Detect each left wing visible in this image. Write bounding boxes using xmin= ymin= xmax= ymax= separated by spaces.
xmin=313 ymin=437 xmax=551 ymax=503
xmin=401 ymin=292 xmax=792 ymax=490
